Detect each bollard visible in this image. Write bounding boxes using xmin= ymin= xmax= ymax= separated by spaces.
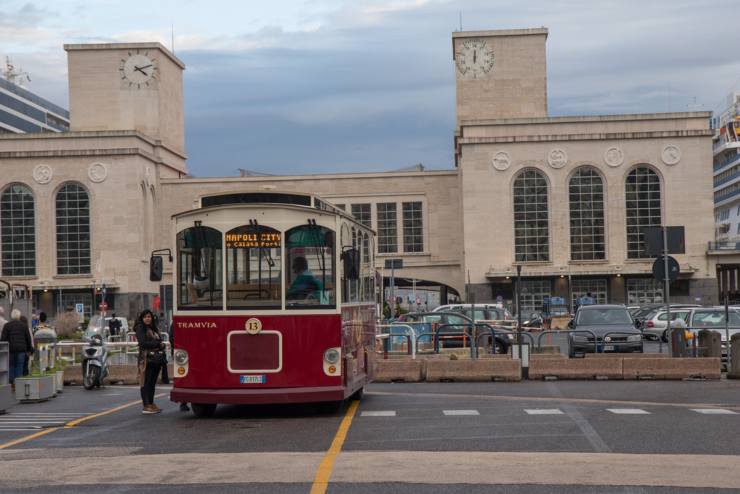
xmin=670 ymin=323 xmax=687 ymax=358
xmin=698 ymin=330 xmax=722 ymax=358
xmin=728 ymin=334 xmax=740 ymax=379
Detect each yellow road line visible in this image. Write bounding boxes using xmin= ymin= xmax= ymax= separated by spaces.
xmin=310 ymin=400 xmax=360 ymax=494
xmin=0 ymin=427 xmax=59 ymax=451
xmin=0 ymin=391 xmax=167 ymax=449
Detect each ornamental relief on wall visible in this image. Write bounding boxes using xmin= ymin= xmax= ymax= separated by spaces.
xmin=547 ymin=148 xmax=568 ymax=169
xmin=88 ymin=162 xmax=108 ymax=183
xmin=32 ymin=164 xmax=53 ymax=184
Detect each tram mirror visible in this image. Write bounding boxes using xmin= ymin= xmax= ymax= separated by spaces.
xmin=150 ymin=255 xmax=163 ymax=282
xmin=342 ymin=248 xmax=360 ymax=280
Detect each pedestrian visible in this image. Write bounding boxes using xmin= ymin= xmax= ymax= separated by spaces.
xmin=108 ymin=313 xmax=122 ymax=337
xmin=31 ymin=310 xmax=39 ymax=331
xmin=135 ymin=309 xmax=166 ymax=414
xmin=19 ymin=314 xmax=33 ymax=376
xmin=1 ymin=309 xmax=33 ymax=387
xmin=0 ymin=307 xmax=7 ymax=330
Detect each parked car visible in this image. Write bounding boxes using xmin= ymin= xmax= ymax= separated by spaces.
xmin=643 ymin=309 xmax=692 ymax=341
xmin=395 ymin=311 xmax=512 ymax=353
xmin=684 ymin=308 xmax=740 ymax=364
xmin=433 ymin=304 xmax=512 ymax=320
xmin=567 ymin=304 xmax=643 ymax=357
xmin=631 ymin=304 xmax=700 ymax=327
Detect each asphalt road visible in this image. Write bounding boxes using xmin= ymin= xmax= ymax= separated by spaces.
xmin=2 ymin=380 xmax=740 ymax=493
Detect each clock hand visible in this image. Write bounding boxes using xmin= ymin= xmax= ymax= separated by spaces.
xmin=133 ymin=64 xmax=153 ymax=75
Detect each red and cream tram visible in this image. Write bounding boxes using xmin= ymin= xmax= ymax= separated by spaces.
xmin=157 ymin=192 xmax=377 ymax=416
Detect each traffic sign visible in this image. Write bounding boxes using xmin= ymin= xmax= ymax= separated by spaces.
xmin=652 ymin=256 xmax=680 ymax=282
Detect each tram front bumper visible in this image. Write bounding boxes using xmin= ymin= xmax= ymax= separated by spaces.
xmin=170 ymin=385 xmax=347 ymax=405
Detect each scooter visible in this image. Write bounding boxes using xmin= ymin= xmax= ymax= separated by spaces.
xmin=81 ymin=333 xmax=110 ymax=390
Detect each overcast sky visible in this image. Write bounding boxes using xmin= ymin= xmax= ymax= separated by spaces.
xmin=2 ymin=0 xmax=738 ymax=176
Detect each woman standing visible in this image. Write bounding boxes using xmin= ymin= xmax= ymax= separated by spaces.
xmin=135 ymin=310 xmax=165 ymax=414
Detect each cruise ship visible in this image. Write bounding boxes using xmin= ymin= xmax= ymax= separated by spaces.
xmin=0 ymin=57 xmax=69 ymax=134
xmin=713 ymin=92 xmax=740 ymax=243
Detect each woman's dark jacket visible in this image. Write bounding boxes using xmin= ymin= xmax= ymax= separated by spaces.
xmin=134 ymin=322 xmax=162 ymax=352
xmin=1 ymin=320 xmax=33 ymax=353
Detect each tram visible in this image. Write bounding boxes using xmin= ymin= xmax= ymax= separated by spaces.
xmin=152 ymin=192 xmax=377 ymax=417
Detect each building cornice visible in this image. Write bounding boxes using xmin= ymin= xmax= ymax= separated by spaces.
xmin=458 ymin=129 xmax=713 ymax=145
xmin=460 ymin=111 xmax=712 ymax=128
xmin=64 ymin=42 xmax=185 ymax=69
xmin=161 ymin=169 xmax=458 ymax=184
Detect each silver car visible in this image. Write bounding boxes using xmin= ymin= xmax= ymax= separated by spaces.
xmin=643 ymin=309 xmax=691 ymax=341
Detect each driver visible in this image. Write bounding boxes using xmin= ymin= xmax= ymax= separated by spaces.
xmin=287 ymin=256 xmax=323 ymax=301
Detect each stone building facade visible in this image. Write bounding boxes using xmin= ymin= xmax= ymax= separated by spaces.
xmin=0 ymin=28 xmax=719 ymax=318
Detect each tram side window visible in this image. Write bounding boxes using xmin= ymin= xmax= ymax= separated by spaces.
xmin=225 ymin=225 xmax=282 ymax=309
xmin=285 ymin=225 xmax=336 ymax=308
xmin=177 ymin=226 xmax=223 ymax=310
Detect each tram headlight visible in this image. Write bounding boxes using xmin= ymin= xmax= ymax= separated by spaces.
xmin=324 ymin=348 xmax=340 ymax=365
xmin=174 ymin=349 xmax=189 ymax=366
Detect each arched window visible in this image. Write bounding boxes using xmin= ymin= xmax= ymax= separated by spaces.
xmin=1 ymin=184 xmax=35 ymax=276
xmin=625 ymin=167 xmax=661 ymax=259
xmin=569 ymin=167 xmax=605 ymax=260
xmin=56 ymin=183 xmax=91 ymax=275
xmin=513 ymin=169 xmax=549 ymax=262
xmin=285 ymin=224 xmax=336 ymax=308
xmin=177 ymin=226 xmax=223 ymax=310
xmin=225 ymin=224 xmax=281 ymax=309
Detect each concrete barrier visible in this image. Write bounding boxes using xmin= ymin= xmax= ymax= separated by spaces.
xmin=529 ymin=356 xmax=623 ymax=380
xmin=425 ymin=358 xmax=521 ymax=382
xmin=64 ymin=364 xmax=172 ymax=385
xmin=622 ymin=357 xmax=720 ymax=380
xmin=374 ymin=359 xmax=425 ymax=382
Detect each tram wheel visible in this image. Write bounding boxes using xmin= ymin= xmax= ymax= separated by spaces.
xmin=191 ymin=403 xmax=217 ymax=418
xmin=350 ymin=387 xmax=364 ymax=401
xmin=317 ymin=400 xmax=343 ymax=414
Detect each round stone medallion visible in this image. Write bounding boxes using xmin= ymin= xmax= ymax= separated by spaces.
xmin=661 ymin=145 xmax=681 ymax=165
xmin=547 ymin=148 xmax=568 ymax=169
xmin=88 ymin=163 xmax=108 ymax=183
xmin=32 ymin=164 xmax=53 ymax=184
xmin=491 ymin=151 xmax=512 ymax=171
xmin=604 ymin=146 xmax=624 ymax=167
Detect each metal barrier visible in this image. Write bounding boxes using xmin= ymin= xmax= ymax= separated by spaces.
xmin=56 ymin=339 xmax=170 ymax=364
xmin=433 ymin=323 xmax=476 ymax=357
xmin=377 ymin=324 xmax=417 ymax=359
xmin=536 ymin=330 xmax=598 ymax=354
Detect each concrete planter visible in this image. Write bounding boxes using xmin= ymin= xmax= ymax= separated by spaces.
xmin=15 ymin=375 xmax=55 ymax=402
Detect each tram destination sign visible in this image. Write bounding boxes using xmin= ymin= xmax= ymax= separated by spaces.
xmin=226 ymin=232 xmax=281 ymax=249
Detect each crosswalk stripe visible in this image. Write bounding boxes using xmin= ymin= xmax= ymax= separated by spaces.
xmin=524 ymin=409 xmax=564 ymax=415
xmin=607 ymin=408 xmax=650 ymax=415
xmin=360 ymin=411 xmax=396 ymax=417
xmin=691 ymin=409 xmax=738 ymax=415
xmin=443 ymin=410 xmax=479 ymax=416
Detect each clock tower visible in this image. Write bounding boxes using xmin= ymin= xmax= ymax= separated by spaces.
xmin=64 ymin=42 xmax=185 ymax=156
xmin=453 ymin=28 xmax=548 ymax=125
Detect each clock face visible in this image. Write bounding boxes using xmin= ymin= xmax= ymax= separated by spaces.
xmin=119 ymin=51 xmax=157 ymax=88
xmin=455 ymin=39 xmax=494 ymax=79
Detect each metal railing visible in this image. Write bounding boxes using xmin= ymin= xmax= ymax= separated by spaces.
xmin=377 ymin=324 xmax=417 ymax=359
xmin=536 ymin=330 xmax=598 ymax=354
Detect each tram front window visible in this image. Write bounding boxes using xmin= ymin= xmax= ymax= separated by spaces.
xmin=177 ymin=226 xmax=223 ymax=310
xmin=285 ymin=225 xmax=336 ymax=308
xmin=225 ymin=225 xmax=282 ymax=309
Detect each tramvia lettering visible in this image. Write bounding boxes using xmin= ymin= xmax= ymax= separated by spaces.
xmin=177 ymin=321 xmax=218 ymax=329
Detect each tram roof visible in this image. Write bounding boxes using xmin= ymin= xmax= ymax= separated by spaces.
xmin=172 ymin=191 xmax=373 ymax=232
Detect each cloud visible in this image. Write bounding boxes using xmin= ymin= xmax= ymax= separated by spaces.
xmin=2 ymin=0 xmax=739 ymax=177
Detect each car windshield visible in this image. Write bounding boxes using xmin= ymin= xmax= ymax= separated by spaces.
xmin=577 ymin=308 xmax=633 ymax=326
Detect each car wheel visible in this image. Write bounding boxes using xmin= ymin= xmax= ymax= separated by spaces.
xmin=568 ymin=343 xmax=575 ymax=359
xmin=494 ymin=339 xmax=506 ymax=354
xmin=661 ymin=329 xmax=669 ymax=343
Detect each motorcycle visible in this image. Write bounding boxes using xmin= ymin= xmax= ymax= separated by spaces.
xmin=81 ymin=333 xmax=110 ymax=390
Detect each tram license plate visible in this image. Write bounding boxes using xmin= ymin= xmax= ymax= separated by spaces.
xmin=603 ymin=345 xmax=615 ymax=351
xmin=240 ymin=375 xmax=266 ymax=384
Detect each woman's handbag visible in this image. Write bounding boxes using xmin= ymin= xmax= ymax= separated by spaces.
xmin=146 ymin=350 xmax=167 ymax=366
